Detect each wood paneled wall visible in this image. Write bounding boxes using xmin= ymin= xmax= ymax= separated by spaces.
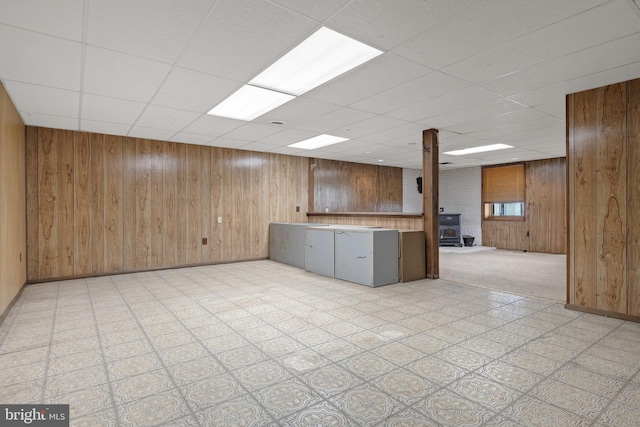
xmin=0 ymin=83 xmax=27 ymax=316
xmin=482 ymin=158 xmax=566 ymax=254
xmin=26 ymin=127 xmax=308 ymax=281
xmin=310 ymin=158 xmax=402 ymax=212
xmin=567 ymin=78 xmax=640 ymax=317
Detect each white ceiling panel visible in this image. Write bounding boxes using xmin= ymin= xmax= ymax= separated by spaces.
xmin=87 ymin=0 xmax=213 ymax=63
xmin=180 ymin=114 xmax=244 ymax=137
xmin=304 ymin=53 xmax=433 ymax=106
xmin=0 ymin=0 xmax=84 ymax=41
xmin=258 ymin=97 xmax=341 ymax=128
xmin=152 ymin=67 xmax=241 ymax=113
xmin=170 ymin=132 xmax=214 ymax=145
xmin=178 ymin=0 xmax=316 ymax=80
xmin=127 ymin=127 xmax=177 ymax=141
xmin=295 ymin=108 xmax=375 ymax=133
xmin=388 ymin=85 xmax=499 ymax=122
xmin=350 ymin=72 xmax=471 ymax=115
xmin=134 ymin=105 xmax=201 ymax=131
xmin=223 ymin=123 xmax=286 ymax=142
xmin=80 ymin=119 xmax=131 ymax=136
xmin=443 ymin=0 xmax=640 ymax=84
xmin=422 ymin=98 xmax=528 ymax=129
xmin=81 ymin=94 xmax=146 ymax=125
xmin=270 ymin=0 xmax=350 ymax=21
xmin=327 ymin=0 xmax=480 ymax=50
xmin=482 ymin=33 xmax=640 ymax=96
xmin=4 ymin=81 xmax=80 ymax=118
xmin=3 ymin=1 xmax=640 ymax=170
xmin=0 ymin=25 xmax=81 ymax=90
xmin=392 ymin=0 xmax=609 ymax=70
xmin=22 ymin=113 xmax=79 ymax=130
xmin=330 ymin=115 xmax=407 ymax=139
xmin=83 ymin=47 xmax=172 ymax=103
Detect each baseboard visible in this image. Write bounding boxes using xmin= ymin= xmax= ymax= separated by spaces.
xmin=27 ymin=257 xmax=269 ymax=284
xmin=0 ymin=281 xmax=27 ymax=327
xmin=565 ymin=303 xmax=640 ymax=324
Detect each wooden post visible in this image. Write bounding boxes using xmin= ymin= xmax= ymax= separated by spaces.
xmin=423 ymin=129 xmax=439 ymax=279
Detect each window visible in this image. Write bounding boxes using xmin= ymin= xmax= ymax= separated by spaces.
xmin=482 ymin=164 xmax=525 ymax=220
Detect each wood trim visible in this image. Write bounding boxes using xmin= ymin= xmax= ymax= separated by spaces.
xmin=565 ymin=303 xmax=640 ymax=324
xmin=423 ymin=129 xmax=439 ymax=279
xmin=307 ymin=212 xmax=422 ymax=219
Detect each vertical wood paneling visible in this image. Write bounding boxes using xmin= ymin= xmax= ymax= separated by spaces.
xmin=573 ymin=90 xmax=597 ymax=307
xmin=200 ymin=146 xmax=213 ymax=262
xmin=0 ymin=82 xmax=26 ymax=315
xmin=175 ymin=142 xmax=187 ymax=266
xmin=595 ymin=84 xmax=627 ymax=313
xmin=26 ymin=127 xmax=39 ymax=279
xmin=58 ymin=130 xmax=74 ymax=276
xmin=26 ymin=128 xmax=311 ymax=280
xmin=163 ymin=141 xmax=177 ymax=267
xmin=211 ymin=147 xmax=223 ymax=262
xmin=122 ymin=138 xmax=137 ymax=271
xmin=186 ymin=144 xmax=201 ymax=263
xmin=222 ymin=149 xmax=234 ymax=261
xmin=312 ymin=158 xmax=402 ymax=213
xmin=628 ymin=79 xmax=640 ymax=316
xmin=38 ymin=128 xmax=58 ymax=279
xmin=150 ymin=140 xmax=163 ymax=267
xmin=74 ymin=132 xmax=92 ymax=275
xmin=90 ymin=134 xmax=105 ymax=273
xmin=134 ymin=138 xmax=151 ymax=269
xmin=104 ymin=135 xmax=123 ymax=272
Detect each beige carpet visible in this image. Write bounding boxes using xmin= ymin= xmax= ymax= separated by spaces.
xmin=439 ymin=246 xmax=566 ymax=302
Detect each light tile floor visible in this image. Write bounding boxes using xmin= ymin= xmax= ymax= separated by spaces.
xmin=1 ymin=260 xmax=639 ymax=426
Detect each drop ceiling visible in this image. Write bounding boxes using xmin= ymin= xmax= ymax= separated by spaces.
xmin=1 ymin=0 xmax=639 ymax=170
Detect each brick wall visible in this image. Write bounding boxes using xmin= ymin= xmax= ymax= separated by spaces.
xmin=439 ymin=167 xmax=482 ymax=246
xmin=402 ymin=168 xmax=423 ymax=213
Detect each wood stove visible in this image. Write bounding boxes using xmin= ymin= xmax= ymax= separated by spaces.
xmin=439 ymin=213 xmax=462 ymax=246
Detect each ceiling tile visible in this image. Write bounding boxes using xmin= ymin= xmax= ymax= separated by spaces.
xmin=223 ymin=123 xmax=285 ymax=142
xmin=443 ymin=0 xmax=640 ymax=83
xmin=0 ymin=0 xmax=83 ymax=40
xmin=127 ymin=127 xmax=177 ymax=140
xmin=152 ymin=67 xmax=241 ymax=113
xmin=304 ymin=53 xmax=433 ymax=106
xmin=80 ymin=119 xmax=131 ymax=136
xmin=180 ymin=114 xmax=244 ymax=137
xmin=257 ymin=128 xmax=319 ymax=146
xmin=0 ymin=25 xmax=81 ymax=90
xmin=270 ymin=0 xmax=350 ymax=21
xmin=170 ymin=132 xmax=214 ymax=145
xmin=349 ymin=72 xmax=471 ymax=114
xmin=422 ymin=97 xmax=527 ymax=129
xmin=4 ymin=81 xmax=80 ymax=118
xmin=87 ymin=0 xmax=214 ymax=63
xmin=534 ymin=101 xmax=565 ymax=120
xmin=237 ymin=141 xmax=282 ymax=152
xmin=258 ymin=97 xmax=340 ymax=128
xmin=81 ymin=94 xmax=146 ymax=125
xmin=330 ymin=115 xmax=407 ymax=139
xmin=134 ymin=105 xmax=201 ymax=131
xmin=83 ymin=46 xmax=172 ymax=103
xmin=482 ymin=33 xmax=640 ymax=96
xmin=387 ymin=85 xmax=499 ymax=122
xmin=22 ymin=113 xmax=79 ymax=130
xmin=179 ymin=0 xmax=316 ymax=80
xmin=295 ymin=108 xmax=375 ymax=133
xmin=328 ymin=0 xmax=480 ymax=50
xmin=392 ymin=0 xmax=609 ymax=70
xmin=359 ymin=122 xmax=426 ymax=144
xmin=443 ymin=108 xmax=549 ymax=135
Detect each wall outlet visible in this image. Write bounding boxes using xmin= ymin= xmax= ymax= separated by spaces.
xmin=202 ymin=238 xmax=207 ymax=245
xmin=296 ymin=206 xmax=300 ymax=212
xmin=217 ymin=216 xmax=222 ymax=224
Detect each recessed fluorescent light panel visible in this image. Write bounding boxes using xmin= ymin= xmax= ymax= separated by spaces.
xmin=443 ymin=143 xmax=513 ymax=156
xmin=288 ymin=134 xmax=348 ymax=150
xmin=207 ymin=85 xmax=294 ymax=121
xmin=250 ymin=27 xmax=383 ymax=96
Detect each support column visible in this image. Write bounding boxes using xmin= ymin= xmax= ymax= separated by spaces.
xmin=423 ymin=129 xmax=439 ymax=279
